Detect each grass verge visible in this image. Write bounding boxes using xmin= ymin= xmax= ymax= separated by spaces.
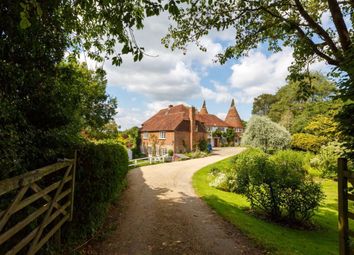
xmin=192 ymin=155 xmax=338 ymax=255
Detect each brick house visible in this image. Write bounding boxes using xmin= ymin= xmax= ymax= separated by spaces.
xmin=196 ymin=100 xmax=230 ymax=147
xmin=140 ymin=100 xmax=244 ymax=155
xmin=140 ymin=105 xmax=208 ymax=155
xmin=196 ymin=99 xmax=244 ymax=146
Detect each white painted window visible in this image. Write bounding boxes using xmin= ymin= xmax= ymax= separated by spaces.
xmin=159 ymin=131 xmax=166 ymax=139
xmin=161 ymin=148 xmax=167 ymax=155
xmin=143 ymin=132 xmax=149 ymax=139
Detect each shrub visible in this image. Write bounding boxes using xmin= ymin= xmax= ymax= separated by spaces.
xmin=185 ymin=150 xmax=209 ymax=159
xmin=63 ymin=140 xmax=128 ymax=242
xmin=209 ymin=173 xmax=229 ymax=191
xmin=198 ymin=139 xmax=208 ymax=152
xmin=168 ymin=149 xmax=174 ymax=156
xmin=313 ymin=141 xmax=344 ymax=178
xmin=241 ymin=115 xmax=291 ymax=153
xmin=291 ymin=133 xmax=328 ymax=152
xmin=233 ymin=148 xmax=269 ymax=194
xmin=233 ymin=149 xmax=324 ymax=224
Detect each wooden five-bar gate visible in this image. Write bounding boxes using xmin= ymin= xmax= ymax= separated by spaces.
xmin=338 ymin=157 xmax=354 ymax=255
xmin=0 ymin=153 xmax=76 ymax=255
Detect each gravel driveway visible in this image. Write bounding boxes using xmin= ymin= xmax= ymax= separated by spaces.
xmin=83 ymin=147 xmax=263 ymax=255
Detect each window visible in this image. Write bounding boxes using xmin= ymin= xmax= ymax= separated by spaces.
xmin=143 ymin=132 xmax=149 ymax=139
xmin=159 ymin=131 xmax=166 ymax=139
xmin=161 ymin=148 xmax=167 ymax=155
xmin=236 ymin=128 xmax=243 ymax=133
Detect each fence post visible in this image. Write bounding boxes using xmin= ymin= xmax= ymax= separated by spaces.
xmin=338 ymin=158 xmax=349 ymax=255
xmin=70 ymin=150 xmax=77 ymax=221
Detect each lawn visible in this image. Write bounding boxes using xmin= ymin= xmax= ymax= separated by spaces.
xmin=192 ymin=156 xmax=339 ymax=255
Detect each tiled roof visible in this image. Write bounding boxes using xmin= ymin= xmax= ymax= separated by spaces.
xmin=199 ymin=100 xmax=208 ymax=115
xmin=225 ymin=100 xmax=243 ymax=128
xmin=141 ymin=104 xmax=207 ymax=132
xmin=196 ymin=114 xmax=229 ymax=127
xmin=141 ymin=102 xmax=243 ymax=132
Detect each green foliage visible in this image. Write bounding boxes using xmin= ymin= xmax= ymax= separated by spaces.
xmin=241 ymin=115 xmax=291 ymax=153
xmin=163 ymin=0 xmax=354 ymax=143
xmin=194 ymin=156 xmax=339 ymax=254
xmin=185 ymin=150 xmax=209 ymax=159
xmin=212 ymin=129 xmax=223 ymax=138
xmin=252 ymin=94 xmax=277 ymax=116
xmin=168 ymin=149 xmax=174 ymax=156
xmin=198 ymin=139 xmax=208 ymax=152
xmin=84 ymin=121 xmax=119 ymax=140
xmin=117 ymin=127 xmax=141 ymax=157
xmin=232 ymin=149 xmax=324 ymax=223
xmin=209 ymin=172 xmax=230 ymax=191
xmin=304 ymin=115 xmax=339 ymax=139
xmin=265 ymin=74 xmax=338 ymax=132
xmin=10 ymin=0 xmax=164 ymax=65
xmin=63 ymin=141 xmax=128 ymax=242
xmin=312 ymin=142 xmax=345 ymax=178
xmin=0 ymin=58 xmax=116 ymax=180
xmin=222 ymin=128 xmax=236 ymax=145
xmin=291 ymin=133 xmax=328 ymax=153
xmin=336 ymin=100 xmax=354 ymax=159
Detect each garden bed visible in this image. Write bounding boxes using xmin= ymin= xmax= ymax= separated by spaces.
xmin=192 ymin=155 xmax=338 ymax=255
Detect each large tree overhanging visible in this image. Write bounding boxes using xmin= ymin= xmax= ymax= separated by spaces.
xmin=163 ymin=0 xmax=353 ymax=74
xmin=17 ymin=0 xmax=164 ymax=65
xmin=163 ymin=0 xmax=354 ymax=155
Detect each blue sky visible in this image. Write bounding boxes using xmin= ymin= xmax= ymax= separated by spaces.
xmin=96 ymin=13 xmax=329 ymax=130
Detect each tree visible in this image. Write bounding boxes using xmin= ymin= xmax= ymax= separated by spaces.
xmin=0 ymin=58 xmax=116 ymax=179
xmin=9 ymin=0 xmax=163 ymax=65
xmin=222 ymin=128 xmax=236 ymax=145
xmin=241 ymin=115 xmax=291 ymax=153
xmin=163 ymin=0 xmax=354 ymax=156
xmin=252 ymin=94 xmax=277 ymax=115
xmin=262 ymin=74 xmax=339 ymax=133
xmin=1 ymin=0 xmax=163 ymax=177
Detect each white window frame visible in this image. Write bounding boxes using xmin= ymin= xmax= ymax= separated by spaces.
xmin=143 ymin=132 xmax=149 ymax=139
xmin=159 ymin=131 xmax=166 ymax=139
xmin=161 ymin=147 xmax=167 ymax=155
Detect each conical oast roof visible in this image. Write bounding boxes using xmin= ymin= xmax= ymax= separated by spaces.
xmin=225 ymin=99 xmax=243 ymax=128
xmin=199 ymin=100 xmax=208 ymax=115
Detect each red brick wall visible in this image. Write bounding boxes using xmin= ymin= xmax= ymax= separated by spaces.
xmin=140 ymin=131 xmax=174 ymax=155
xmin=140 ymin=130 xmax=208 ymax=154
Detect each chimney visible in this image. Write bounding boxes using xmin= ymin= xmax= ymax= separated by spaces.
xmin=189 ymin=106 xmax=195 ymax=151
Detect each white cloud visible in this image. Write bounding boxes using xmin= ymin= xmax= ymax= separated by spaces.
xmin=145 ymin=99 xmax=189 ymax=117
xmin=102 ymin=13 xmax=224 ymax=101
xmin=115 ymin=107 xmax=145 ymax=130
xmin=228 ymin=48 xmax=293 ymax=102
xmin=201 ymin=83 xmax=233 ymax=103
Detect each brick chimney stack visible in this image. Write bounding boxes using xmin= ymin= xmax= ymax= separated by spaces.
xmin=189 ymin=106 xmax=195 ymax=151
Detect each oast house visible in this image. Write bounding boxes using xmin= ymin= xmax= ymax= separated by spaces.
xmin=140 ymin=100 xmax=243 ymax=155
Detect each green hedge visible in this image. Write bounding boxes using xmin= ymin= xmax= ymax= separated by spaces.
xmin=63 ymin=141 xmax=128 ymax=243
